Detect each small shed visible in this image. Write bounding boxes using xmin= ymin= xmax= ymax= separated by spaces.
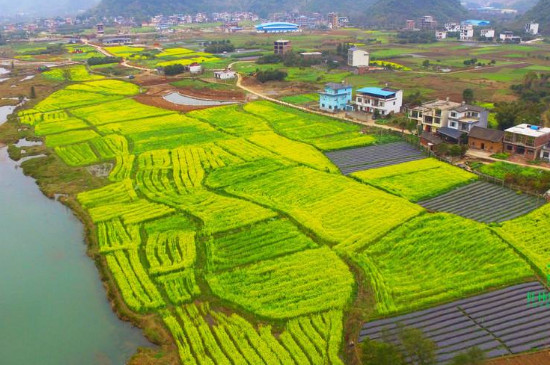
xmin=189 ymin=63 xmax=203 ymax=74
xmin=421 ymin=131 xmax=443 ymax=150
xmin=468 ymin=126 xmax=504 ymax=153
xmin=214 ymin=70 xmax=236 ymax=80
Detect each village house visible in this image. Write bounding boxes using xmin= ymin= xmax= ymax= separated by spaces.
xmin=102 ymin=37 xmax=132 ymax=45
xmin=500 ymin=31 xmax=522 ymax=43
xmin=409 ymin=99 xmax=488 ymax=142
xmin=435 ymin=31 xmax=447 ymax=40
xmin=481 ymin=29 xmax=495 ymax=39
xmin=460 ymin=25 xmax=475 ymax=41
xmin=188 ymin=63 xmax=202 ymax=74
xmin=214 ymin=69 xmax=236 ymax=80
xmin=541 ymin=143 xmax=550 ymax=162
xmin=319 ymin=82 xmax=352 ymax=112
xmin=503 ymin=124 xmax=550 ymax=160
xmin=347 ymin=47 xmax=370 ymax=67
xmin=274 ymin=40 xmax=292 ymax=55
xmin=354 ymin=87 xmax=403 ymax=116
xmin=525 ymin=21 xmax=539 ymax=35
xmin=468 ymin=126 xmax=504 ymax=153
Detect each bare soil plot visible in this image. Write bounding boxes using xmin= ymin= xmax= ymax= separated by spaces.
xmin=418 ymin=181 xmax=546 ymax=223
xmin=325 ymin=141 xmax=425 ymax=175
xmin=360 ymin=281 xmax=550 ymax=364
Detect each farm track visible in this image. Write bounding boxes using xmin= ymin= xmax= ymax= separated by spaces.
xmin=361 ymin=281 xmax=550 ymax=364
xmin=419 ymin=181 xmax=545 ymax=223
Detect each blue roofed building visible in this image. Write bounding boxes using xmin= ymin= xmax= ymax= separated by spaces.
xmin=355 ymin=87 xmax=403 ymax=116
xmin=461 ymin=19 xmax=491 ymax=27
xmin=319 ymin=83 xmax=352 ymax=112
xmin=255 ymin=22 xmax=300 ymax=33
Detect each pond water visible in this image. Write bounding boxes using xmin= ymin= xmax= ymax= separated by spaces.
xmin=0 ymin=105 xmax=16 ymax=125
xmin=0 ymin=146 xmax=150 ymax=364
xmin=0 ymin=67 xmax=9 ymax=75
xmin=163 ymin=91 xmax=237 ymax=106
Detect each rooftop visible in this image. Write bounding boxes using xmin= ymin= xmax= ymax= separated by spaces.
xmin=469 ymin=126 xmax=504 ymax=142
xmin=452 ymin=104 xmax=486 ymax=113
xmin=356 ymin=87 xmax=398 ymax=97
xmin=417 ymin=99 xmax=462 ymax=110
xmin=438 ymin=127 xmax=463 ymax=140
xmin=325 ymin=82 xmax=352 ymax=90
xmin=505 ymin=124 xmax=550 ymax=137
xmin=256 ymin=22 xmax=299 ymax=29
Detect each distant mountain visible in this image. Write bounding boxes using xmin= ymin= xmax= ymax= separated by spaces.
xmin=520 ymin=0 xmax=550 ymax=33
xmin=0 ymin=0 xmax=98 ymax=17
xmin=363 ymin=0 xmax=468 ymax=27
xmin=89 ymin=0 xmax=377 ymax=21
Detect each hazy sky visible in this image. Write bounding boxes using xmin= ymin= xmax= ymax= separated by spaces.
xmin=0 ymin=0 xmax=99 ymax=17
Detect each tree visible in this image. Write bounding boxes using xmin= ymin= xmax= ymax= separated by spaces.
xmin=30 ymin=86 xmax=36 ymax=99
xmin=398 ymin=325 xmax=437 ymax=365
xmin=422 ymin=59 xmax=431 ymax=68
xmin=362 ymin=339 xmax=405 ymax=365
xmin=449 ymin=144 xmax=464 ymax=162
xmin=436 ymin=143 xmax=450 ymax=155
xmin=449 ymin=346 xmax=486 ymax=365
xmin=62 ymin=68 xmax=72 ymax=81
xmin=462 ymin=88 xmax=474 ymax=104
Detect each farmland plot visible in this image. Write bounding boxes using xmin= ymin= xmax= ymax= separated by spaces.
xmin=325 ymin=141 xmax=426 ymax=174
xmin=352 ymin=158 xmax=478 ymax=202
xmin=360 ymin=281 xmax=550 ymax=363
xmin=352 ymin=213 xmax=533 ymax=315
xmin=495 ymin=204 xmax=550 ymax=275
xmin=219 ymin=165 xmax=423 ymax=249
xmin=419 ymin=181 xmax=546 ymax=223
xmin=244 ymin=101 xmax=383 ymax=150
xmin=26 ymin=78 xmax=545 ymax=365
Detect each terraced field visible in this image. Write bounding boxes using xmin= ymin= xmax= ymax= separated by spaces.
xmin=325 ymin=141 xmax=426 ymax=174
xmin=17 ymin=77 xmax=548 ymax=364
xmin=360 ymin=281 xmax=550 ymax=363
xmin=419 ymin=181 xmax=546 ymax=223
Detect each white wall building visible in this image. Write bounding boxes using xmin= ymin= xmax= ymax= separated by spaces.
xmin=214 ymin=70 xmax=236 ymax=80
xmin=189 ymin=64 xmax=202 ymax=74
xmin=444 ymin=22 xmax=461 ymax=32
xmin=435 ymin=31 xmax=447 ymax=40
xmin=460 ymin=25 xmax=474 ymax=41
xmin=481 ymin=29 xmax=495 ymax=38
xmin=525 ymin=22 xmax=539 ymax=35
xmin=355 ymin=87 xmax=403 ymax=116
xmin=347 ymin=47 xmax=370 ymax=67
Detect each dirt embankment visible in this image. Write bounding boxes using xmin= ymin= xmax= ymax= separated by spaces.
xmin=488 ymin=350 xmax=550 ymax=365
xmin=135 ymin=81 xmax=245 ymax=112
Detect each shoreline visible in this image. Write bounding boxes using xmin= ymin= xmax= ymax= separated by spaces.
xmin=0 ymin=99 xmax=178 ymax=364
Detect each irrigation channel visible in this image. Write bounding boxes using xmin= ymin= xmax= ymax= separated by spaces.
xmin=0 ymin=108 xmax=150 ymax=363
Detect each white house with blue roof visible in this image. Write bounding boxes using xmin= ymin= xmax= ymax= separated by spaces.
xmin=319 ymin=83 xmax=353 ymax=112
xmin=355 ymin=87 xmax=403 ymax=116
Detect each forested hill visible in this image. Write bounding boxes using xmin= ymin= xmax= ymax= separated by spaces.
xmin=521 ymin=0 xmax=550 ymax=34
xmin=89 ymin=0 xmax=376 ymax=20
xmin=362 ymin=0 xmax=468 ymax=27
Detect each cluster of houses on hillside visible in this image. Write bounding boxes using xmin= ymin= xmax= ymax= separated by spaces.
xmin=318 ymin=83 xmax=550 ymax=162
xmin=405 ymin=15 xmax=539 ymax=43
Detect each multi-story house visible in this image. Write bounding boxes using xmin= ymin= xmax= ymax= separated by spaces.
xmin=435 ymin=31 xmax=447 ymax=40
xmin=503 ymin=124 xmax=550 ymax=160
xmin=347 ymin=47 xmax=370 ymax=67
xmin=525 ymin=21 xmax=539 ymax=35
xmin=540 ymin=143 xmax=550 ymax=162
xmin=319 ymin=83 xmax=352 ymax=112
xmin=274 ymin=40 xmax=292 ymax=55
xmin=409 ymin=99 xmax=488 ymax=141
xmin=481 ymin=29 xmax=495 ymax=39
xmin=354 ymin=87 xmax=403 ymax=116
xmin=460 ymin=25 xmax=474 ymax=41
